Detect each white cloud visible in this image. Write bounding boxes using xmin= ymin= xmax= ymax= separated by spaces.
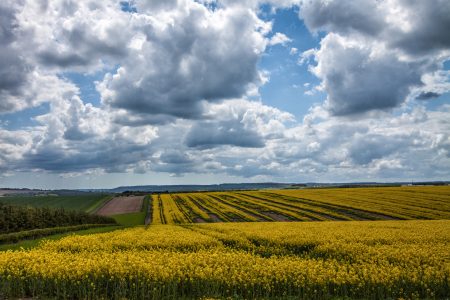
xmin=415 ymin=70 xmax=450 ymax=100
xmin=269 ymin=32 xmax=292 ymax=46
xmin=98 ymin=0 xmax=271 ymax=121
xmin=299 ymin=0 xmax=450 ymax=116
xmin=309 ymin=34 xmax=424 ymax=115
xmin=11 ymin=81 xmax=160 ymax=174
xmin=0 ymin=0 xmax=449 ymax=184
xmin=18 ymin=0 xmax=132 ymax=71
xmin=0 ymin=129 xmax=34 ymax=173
xmin=298 ymin=48 xmax=315 ymax=65
xmin=0 ymin=0 xmax=133 ymax=113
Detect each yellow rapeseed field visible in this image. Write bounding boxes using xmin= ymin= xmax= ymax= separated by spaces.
xmin=1 ymin=220 xmax=449 ymax=299
xmin=152 ymin=186 xmax=450 ymax=224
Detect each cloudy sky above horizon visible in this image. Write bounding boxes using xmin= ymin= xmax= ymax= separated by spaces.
xmin=1 ymin=0 xmax=450 ymax=189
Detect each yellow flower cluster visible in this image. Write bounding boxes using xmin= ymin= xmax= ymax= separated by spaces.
xmin=0 ymin=220 xmax=449 ymax=299
xmin=151 ymin=186 xmax=450 ymax=224
xmin=272 ymin=185 xmax=450 ymax=220
xmin=151 ymin=194 xmax=164 ymax=225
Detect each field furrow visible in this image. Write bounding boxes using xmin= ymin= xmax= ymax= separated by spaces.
xmin=258 ymin=191 xmax=403 ymax=220
xmin=212 ymin=194 xmax=273 ymax=221
xmin=2 ymin=221 xmax=449 ymax=299
xmin=182 ymin=194 xmax=228 ymax=222
xmin=146 ymin=186 xmax=450 ymax=224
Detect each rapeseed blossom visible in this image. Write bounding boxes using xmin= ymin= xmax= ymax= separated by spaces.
xmin=0 ymin=221 xmax=449 ymax=299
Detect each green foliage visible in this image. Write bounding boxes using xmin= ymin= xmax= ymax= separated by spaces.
xmin=0 ymin=203 xmax=116 ymax=234
xmin=113 ymin=196 xmax=149 ymax=226
xmin=112 ymin=213 xmax=145 ymax=226
xmin=0 ymin=226 xmax=122 ymax=251
xmin=85 ymin=195 xmax=114 ymax=214
xmin=0 ymin=224 xmax=118 ymax=245
xmin=0 ymin=194 xmax=109 ymax=212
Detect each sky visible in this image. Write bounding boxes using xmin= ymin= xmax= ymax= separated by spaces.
xmin=0 ymin=0 xmax=449 ymax=189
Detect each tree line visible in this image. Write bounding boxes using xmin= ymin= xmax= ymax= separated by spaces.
xmin=0 ymin=202 xmax=116 ymax=234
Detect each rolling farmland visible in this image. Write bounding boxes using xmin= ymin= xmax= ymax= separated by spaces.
xmin=4 ymin=0 xmax=448 ymax=298
xmin=0 ymin=220 xmax=449 ymax=299
xmin=96 ymin=195 xmax=144 ymax=216
xmin=1 ymin=186 xmax=450 ymax=299
xmin=150 ymin=186 xmax=450 ymax=224
xmin=0 ymin=194 xmax=110 ymax=212
xmin=0 ymin=194 xmax=117 ymax=244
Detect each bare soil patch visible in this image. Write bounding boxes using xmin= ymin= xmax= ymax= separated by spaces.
xmin=208 ymin=213 xmax=222 ymax=222
xmin=97 ymin=196 xmax=143 ymax=216
xmin=193 ymin=217 xmax=206 ymax=223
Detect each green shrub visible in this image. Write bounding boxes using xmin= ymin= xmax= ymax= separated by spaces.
xmin=0 ymin=224 xmax=118 ymax=244
xmin=0 ymin=203 xmax=116 ymax=234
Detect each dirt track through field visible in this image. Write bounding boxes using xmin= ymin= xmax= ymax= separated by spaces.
xmin=97 ymin=196 xmax=143 ymax=216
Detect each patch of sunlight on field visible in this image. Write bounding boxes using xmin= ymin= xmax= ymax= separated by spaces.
xmin=1 ymin=220 xmax=449 ymax=299
xmin=150 ymin=186 xmax=450 ymax=224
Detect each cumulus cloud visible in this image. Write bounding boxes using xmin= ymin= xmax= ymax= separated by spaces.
xmin=0 ymin=0 xmax=284 ymax=177
xmin=274 ymin=106 xmax=450 ymax=181
xmin=8 ymin=81 xmax=159 ymax=174
xmin=98 ymin=0 xmax=271 ymax=121
xmin=18 ymin=0 xmax=132 ymax=70
xmin=300 ymin=0 xmax=383 ymax=36
xmin=269 ymin=32 xmax=292 ymax=46
xmin=348 ymin=134 xmax=410 ymax=165
xmin=146 ymin=101 xmax=450 ymax=180
xmin=387 ymin=0 xmax=450 ymax=56
xmin=0 ymin=2 xmax=34 ymax=113
xmin=299 ymin=0 xmax=450 ymax=55
xmin=0 ymin=129 xmax=33 ymax=173
xmin=299 ymin=0 xmax=450 ymax=116
xmin=414 ymin=70 xmax=450 ymax=100
xmin=416 ymin=92 xmax=441 ymax=101
xmin=2 ymin=95 xmax=450 ymax=181
xmin=150 ymin=149 xmax=199 ymax=175
xmin=309 ymin=34 xmax=424 ymax=115
xmin=148 ymin=99 xmax=294 ymax=174
xmin=185 ymin=120 xmax=265 ymax=149
xmin=0 ymin=0 xmax=112 ymax=113
xmin=0 ymin=0 xmax=449 ymax=184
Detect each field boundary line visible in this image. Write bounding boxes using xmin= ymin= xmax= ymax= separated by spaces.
xmin=91 ymin=195 xmax=115 ymax=215
xmin=144 ymin=195 xmax=152 ymax=226
xmin=87 ymin=194 xmax=114 ymax=214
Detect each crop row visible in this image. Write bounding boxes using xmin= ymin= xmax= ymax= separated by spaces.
xmin=150 ymin=186 xmax=450 ymax=224
xmin=1 ymin=220 xmax=449 ymax=299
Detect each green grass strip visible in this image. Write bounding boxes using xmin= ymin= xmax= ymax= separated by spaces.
xmin=0 ymin=223 xmax=118 ymax=245
xmin=86 ymin=194 xmax=114 ymax=214
xmin=112 ymin=195 xmax=150 ymax=227
xmin=0 ymin=225 xmax=122 ymax=251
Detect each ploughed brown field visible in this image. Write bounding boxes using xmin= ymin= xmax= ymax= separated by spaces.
xmin=96 ymin=196 xmax=143 ymax=216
